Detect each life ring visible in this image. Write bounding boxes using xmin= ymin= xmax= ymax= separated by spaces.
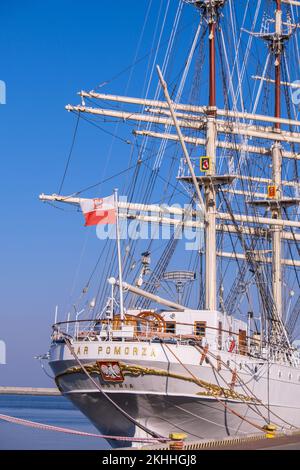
xmin=226 ymin=336 xmax=236 ymax=353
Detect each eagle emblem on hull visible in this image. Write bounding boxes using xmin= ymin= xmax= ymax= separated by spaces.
xmin=97 ymin=361 xmax=124 ymax=382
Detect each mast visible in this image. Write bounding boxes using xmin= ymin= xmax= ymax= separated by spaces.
xmin=252 ymin=0 xmax=292 ymax=322
xmin=114 ymin=189 xmax=125 ymax=321
xmin=203 ymin=1 xmax=220 ymax=311
xmin=60 ymin=1 xmax=300 ymax=333
xmin=272 ymin=0 xmax=283 ymax=319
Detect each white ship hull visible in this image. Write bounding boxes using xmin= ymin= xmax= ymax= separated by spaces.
xmin=49 ymin=339 xmax=300 ymax=447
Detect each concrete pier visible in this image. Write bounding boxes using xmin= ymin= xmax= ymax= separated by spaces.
xmin=0 ymin=387 xmax=60 ymax=396
xmin=137 ymin=429 xmax=300 ymax=451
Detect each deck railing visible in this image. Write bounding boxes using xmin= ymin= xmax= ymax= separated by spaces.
xmin=52 ymin=315 xmax=256 ymax=357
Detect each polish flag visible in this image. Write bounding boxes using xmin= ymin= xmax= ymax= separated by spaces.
xmin=80 ymin=195 xmax=116 ymax=226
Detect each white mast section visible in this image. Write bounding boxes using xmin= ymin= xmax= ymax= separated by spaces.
xmin=272 ymin=142 xmax=283 ymax=319
xmin=217 ymin=251 xmax=300 ymax=268
xmin=282 ymin=0 xmax=300 ymax=5
xmin=65 ymin=104 xmax=300 ymax=144
xmin=205 ymin=119 xmax=217 ymax=311
xmin=272 ymin=0 xmax=283 ymax=319
xmin=203 ymin=1 xmax=219 ymax=312
xmin=109 ymin=278 xmax=185 ymax=311
xmin=157 ymin=31 xmax=216 ymax=313
xmin=76 ymin=91 xmax=300 ymax=127
xmin=252 ymin=75 xmax=300 ymax=88
xmin=39 ymin=193 xmax=300 ymax=229
xmin=114 ymin=189 xmax=125 ymax=321
xmin=134 ymin=129 xmax=300 ymax=161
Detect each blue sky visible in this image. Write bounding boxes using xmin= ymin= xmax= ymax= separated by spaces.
xmin=0 ymin=0 xmax=182 ymax=386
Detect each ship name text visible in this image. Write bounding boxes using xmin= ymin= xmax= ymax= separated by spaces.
xmin=74 ymin=344 xmax=157 ymax=359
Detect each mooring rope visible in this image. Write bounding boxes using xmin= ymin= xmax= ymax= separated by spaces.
xmin=0 ymin=413 xmax=168 ymax=443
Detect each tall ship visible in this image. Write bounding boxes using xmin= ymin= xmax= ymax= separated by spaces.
xmin=40 ymin=0 xmax=300 ymax=447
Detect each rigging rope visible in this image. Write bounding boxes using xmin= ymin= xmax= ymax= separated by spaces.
xmin=161 ymin=341 xmax=266 ymax=433
xmin=218 ymin=187 xmax=291 ymax=349
xmin=137 ymin=196 xmax=196 ymax=309
xmin=192 ymin=342 xmax=297 ymax=430
xmin=62 ymin=337 xmax=167 ymax=441
xmin=58 ymin=112 xmax=81 ymax=195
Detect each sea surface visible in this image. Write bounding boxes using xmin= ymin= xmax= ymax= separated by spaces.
xmin=0 ymin=395 xmax=110 ymax=450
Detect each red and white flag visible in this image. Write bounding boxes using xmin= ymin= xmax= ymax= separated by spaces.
xmin=80 ymin=195 xmax=116 ymax=226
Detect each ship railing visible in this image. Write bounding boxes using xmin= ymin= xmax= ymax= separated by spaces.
xmin=52 ymin=315 xmax=260 ymax=358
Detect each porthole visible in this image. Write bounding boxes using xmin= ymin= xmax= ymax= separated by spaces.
xmin=278 ymin=371 xmax=282 ymax=378
xmin=289 ymin=373 xmax=292 ymax=380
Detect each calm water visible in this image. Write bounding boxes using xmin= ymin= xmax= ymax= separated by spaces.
xmin=0 ymin=395 xmax=110 ymax=450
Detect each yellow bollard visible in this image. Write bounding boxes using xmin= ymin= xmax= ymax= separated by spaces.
xmin=169 ymin=433 xmax=187 ymax=450
xmin=263 ymin=424 xmax=277 ymax=439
